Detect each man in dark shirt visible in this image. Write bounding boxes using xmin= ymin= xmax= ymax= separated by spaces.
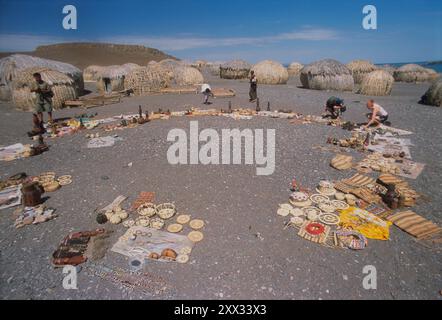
xmin=249 ymin=71 xmax=257 ymax=102
xmin=324 ymin=96 xmax=346 ymax=119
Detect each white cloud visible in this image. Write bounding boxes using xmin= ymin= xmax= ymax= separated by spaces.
xmin=0 ymin=34 xmax=75 ymax=51
xmin=102 ymin=28 xmax=339 ymax=51
xmin=0 ymin=27 xmax=338 ymax=52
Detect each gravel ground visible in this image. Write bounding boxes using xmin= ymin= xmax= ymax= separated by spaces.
xmin=0 ymin=74 xmax=441 ymax=300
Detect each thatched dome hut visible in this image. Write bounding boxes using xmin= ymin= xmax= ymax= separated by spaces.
xmin=251 ymin=60 xmax=289 ymax=85
xmin=300 ymin=59 xmax=354 ymax=91
xmin=169 ymin=66 xmax=204 ymax=86
xmin=205 ymin=61 xmax=223 ymax=76
xmin=12 ymin=67 xmax=78 ymax=111
xmin=192 ymin=60 xmax=208 ymax=70
xmin=220 ymin=60 xmax=251 ymax=79
xmin=394 ymin=64 xmax=438 ymax=82
xmin=158 ymin=59 xmax=183 ymax=69
xmin=347 ymin=60 xmax=377 ymax=84
xmin=425 ymin=68 xmax=440 ymax=82
xmin=0 ymin=54 xmax=83 ymax=101
xmin=97 ymin=65 xmax=135 ymax=93
xmin=83 ymin=65 xmax=105 ymax=82
xmin=124 ymin=65 xmax=171 ymax=95
xmin=358 ymin=70 xmax=395 ymax=96
xmin=420 ymin=78 xmax=442 ymax=107
xmin=121 ymin=63 xmax=140 ymax=73
xmin=379 ymin=65 xmax=396 ymax=76
xmin=287 ymin=62 xmax=304 ymax=77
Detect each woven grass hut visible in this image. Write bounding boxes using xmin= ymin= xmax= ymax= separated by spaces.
xmin=347 ymin=60 xmax=377 ymax=84
xmin=0 ymin=54 xmax=83 ymax=101
xmin=124 ymin=65 xmax=171 ymax=95
xmin=379 ymin=65 xmax=396 ymax=76
xmin=192 ymin=60 xmax=208 ymax=70
xmin=205 ymin=61 xmax=223 ymax=76
xmin=394 ymin=64 xmax=438 ymax=83
xmin=220 ymin=60 xmax=251 ymax=79
xmin=358 ymin=70 xmax=395 ymax=96
xmin=170 ymin=66 xmax=204 ymax=86
xmin=157 ymin=61 xmax=203 ymax=87
xmin=12 ymin=67 xmax=78 ymax=111
xmin=287 ymin=62 xmax=304 ymax=77
xmin=121 ymin=63 xmax=140 ymax=73
xmin=97 ymin=65 xmax=130 ymax=93
xmin=420 ymin=78 xmax=442 ymax=107
xmin=83 ymin=65 xmax=105 ymax=82
xmin=158 ymin=59 xmax=183 ymax=69
xmin=251 ymin=60 xmax=289 ymax=85
xmin=300 ymin=59 xmax=354 ymax=91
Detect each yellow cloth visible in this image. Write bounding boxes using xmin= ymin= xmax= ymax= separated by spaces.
xmin=339 ymin=207 xmax=392 ymax=241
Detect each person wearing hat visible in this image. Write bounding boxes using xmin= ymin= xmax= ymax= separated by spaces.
xmin=364 ymin=99 xmax=389 ymax=129
xmin=324 ymin=96 xmax=346 ymax=119
xmin=30 ymin=72 xmax=54 ymax=125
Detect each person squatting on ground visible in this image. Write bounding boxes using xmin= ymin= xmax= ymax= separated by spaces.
xmin=365 ymin=99 xmax=389 ymax=129
xmin=201 ymin=83 xmax=214 ymax=105
xmin=249 ymin=71 xmax=257 ymax=102
xmin=30 ymin=72 xmax=54 ymax=125
xmin=324 ymin=96 xmax=347 ymax=119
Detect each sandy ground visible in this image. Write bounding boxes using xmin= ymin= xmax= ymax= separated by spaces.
xmin=0 ymin=73 xmax=441 ymax=300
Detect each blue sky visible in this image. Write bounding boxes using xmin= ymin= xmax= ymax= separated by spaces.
xmin=0 ymin=0 xmax=441 ymax=64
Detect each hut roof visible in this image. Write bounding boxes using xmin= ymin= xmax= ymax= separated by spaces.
xmin=221 ymin=60 xmax=251 ymax=70
xmin=302 ymin=59 xmax=352 ymax=76
xmin=287 ymin=62 xmax=304 ymax=76
xmin=170 ymin=66 xmax=204 ymax=86
xmin=99 ymin=65 xmax=130 ymax=79
xmin=13 ymin=67 xmax=75 ymax=89
xmin=396 ymin=64 xmax=427 ymax=73
xmin=347 ymin=60 xmax=377 ymax=73
xmin=0 ymin=54 xmax=81 ymax=85
xmin=394 ymin=64 xmax=439 ymax=82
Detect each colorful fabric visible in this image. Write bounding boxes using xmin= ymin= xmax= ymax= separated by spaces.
xmin=339 ymin=207 xmax=392 ymax=241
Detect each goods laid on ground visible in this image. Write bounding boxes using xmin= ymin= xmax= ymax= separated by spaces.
xmin=52 ymin=229 xmax=107 ymax=266
xmin=388 ymin=211 xmax=442 ymax=240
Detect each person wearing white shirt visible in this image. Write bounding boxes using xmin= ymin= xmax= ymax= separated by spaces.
xmin=365 ymin=99 xmax=389 ymax=129
xmin=201 ymin=84 xmax=213 ymax=105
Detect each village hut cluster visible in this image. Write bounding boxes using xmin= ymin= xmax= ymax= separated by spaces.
xmin=0 ymin=52 xmax=440 ymax=110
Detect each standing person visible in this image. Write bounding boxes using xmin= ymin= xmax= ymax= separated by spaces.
xmin=364 ymin=99 xmax=389 ymax=129
xmin=30 ymin=72 xmax=54 ymax=124
xmin=324 ymin=96 xmax=346 ymax=119
xmin=201 ymin=83 xmax=214 ymax=105
xmin=249 ymin=70 xmax=257 ymax=102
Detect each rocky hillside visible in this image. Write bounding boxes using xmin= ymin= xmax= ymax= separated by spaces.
xmin=0 ymin=43 xmax=177 ymax=69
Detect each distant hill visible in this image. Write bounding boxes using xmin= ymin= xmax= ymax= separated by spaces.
xmin=0 ymin=42 xmax=177 ymax=69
